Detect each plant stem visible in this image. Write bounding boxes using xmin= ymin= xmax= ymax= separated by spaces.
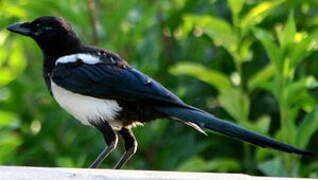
xmin=85 ymin=0 xmax=99 ymax=45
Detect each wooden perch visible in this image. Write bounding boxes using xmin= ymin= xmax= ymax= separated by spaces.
xmin=0 ymin=166 xmax=316 ymax=180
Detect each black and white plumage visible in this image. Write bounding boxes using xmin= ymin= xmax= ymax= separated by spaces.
xmin=6 ymin=16 xmax=311 ymax=169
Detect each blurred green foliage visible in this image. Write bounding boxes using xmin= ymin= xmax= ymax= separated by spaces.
xmin=1 ymin=0 xmax=318 ymax=178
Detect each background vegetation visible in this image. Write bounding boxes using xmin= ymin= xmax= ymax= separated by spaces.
xmin=1 ymin=0 xmax=318 ymax=178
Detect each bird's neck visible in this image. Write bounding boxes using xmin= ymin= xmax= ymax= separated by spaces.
xmin=36 ymin=34 xmax=82 ymax=58
xmin=39 ymin=34 xmax=82 ymax=76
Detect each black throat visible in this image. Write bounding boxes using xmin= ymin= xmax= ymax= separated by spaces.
xmin=35 ymin=32 xmax=82 ymax=59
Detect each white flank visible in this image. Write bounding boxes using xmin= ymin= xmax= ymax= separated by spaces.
xmin=51 ymin=81 xmax=123 ymax=130
xmin=55 ymin=53 xmax=101 ymax=65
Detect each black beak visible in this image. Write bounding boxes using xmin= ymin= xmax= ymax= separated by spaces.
xmin=6 ymin=22 xmax=32 ymax=36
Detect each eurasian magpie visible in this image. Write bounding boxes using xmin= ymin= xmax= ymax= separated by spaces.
xmin=6 ymin=16 xmax=311 ymax=169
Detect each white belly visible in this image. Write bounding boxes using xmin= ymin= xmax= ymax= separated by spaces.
xmin=50 ymin=81 xmax=123 ymax=130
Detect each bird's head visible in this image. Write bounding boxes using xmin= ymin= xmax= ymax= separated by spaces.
xmin=7 ymin=16 xmax=81 ymax=56
xmin=7 ymin=16 xmax=75 ymax=40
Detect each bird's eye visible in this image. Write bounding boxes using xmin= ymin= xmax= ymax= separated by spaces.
xmin=43 ymin=26 xmax=53 ymax=30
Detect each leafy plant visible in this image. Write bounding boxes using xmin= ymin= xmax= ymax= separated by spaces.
xmin=171 ymin=1 xmax=318 ymax=177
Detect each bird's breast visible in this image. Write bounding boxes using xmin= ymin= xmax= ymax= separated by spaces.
xmin=50 ymin=80 xmax=123 ymax=129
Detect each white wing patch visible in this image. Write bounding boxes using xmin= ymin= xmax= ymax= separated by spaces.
xmin=51 ymin=81 xmax=123 ymax=130
xmin=55 ymin=53 xmax=101 ymax=65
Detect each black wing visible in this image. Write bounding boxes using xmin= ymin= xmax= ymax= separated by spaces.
xmin=51 ymin=62 xmax=190 ymax=107
xmin=50 ymin=60 xmax=313 ymax=155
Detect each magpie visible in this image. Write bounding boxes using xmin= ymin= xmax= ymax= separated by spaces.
xmin=6 ymin=16 xmax=311 ymax=169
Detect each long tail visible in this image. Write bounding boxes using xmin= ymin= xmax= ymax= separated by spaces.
xmin=154 ymin=106 xmax=311 ymax=155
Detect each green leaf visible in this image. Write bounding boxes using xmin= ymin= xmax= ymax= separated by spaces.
xmin=227 ymin=0 xmax=245 ymax=17
xmin=182 ymin=15 xmax=238 ymax=52
xmin=289 ymin=31 xmax=318 ymax=67
xmin=240 ymin=115 xmax=271 ymax=135
xmin=254 ymin=28 xmax=283 ymax=72
xmin=1 ymin=3 xmax=27 ymax=17
xmin=0 ymin=111 xmax=19 ymax=126
xmin=219 ymin=88 xmax=250 ymax=123
xmin=170 ymin=62 xmax=232 ymax=90
xmin=0 ymin=87 xmax=11 ymax=101
xmin=296 ymin=107 xmax=318 ymax=148
xmin=238 ymin=38 xmax=253 ymax=62
xmin=248 ymin=64 xmax=275 ymax=90
xmin=177 ymin=157 xmax=240 ymax=172
xmin=0 ymin=131 xmax=22 ymax=164
xmin=309 ymin=87 xmax=318 ymax=103
xmin=240 ymin=0 xmax=284 ymax=28
xmin=282 ymin=78 xmax=313 ymax=108
xmin=277 ymin=12 xmax=296 ymax=49
xmin=56 ymin=157 xmax=75 ymax=167
xmin=255 ymin=115 xmax=271 ymax=134
xmin=258 ymin=158 xmax=288 ymax=177
xmin=0 ymin=40 xmax=26 ymax=86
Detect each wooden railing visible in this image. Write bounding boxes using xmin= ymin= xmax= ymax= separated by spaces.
xmin=0 ymin=166 xmax=316 ymax=180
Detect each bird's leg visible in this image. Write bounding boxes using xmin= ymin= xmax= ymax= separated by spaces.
xmin=114 ymin=128 xmax=137 ymax=169
xmin=89 ymin=122 xmax=118 ymax=168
